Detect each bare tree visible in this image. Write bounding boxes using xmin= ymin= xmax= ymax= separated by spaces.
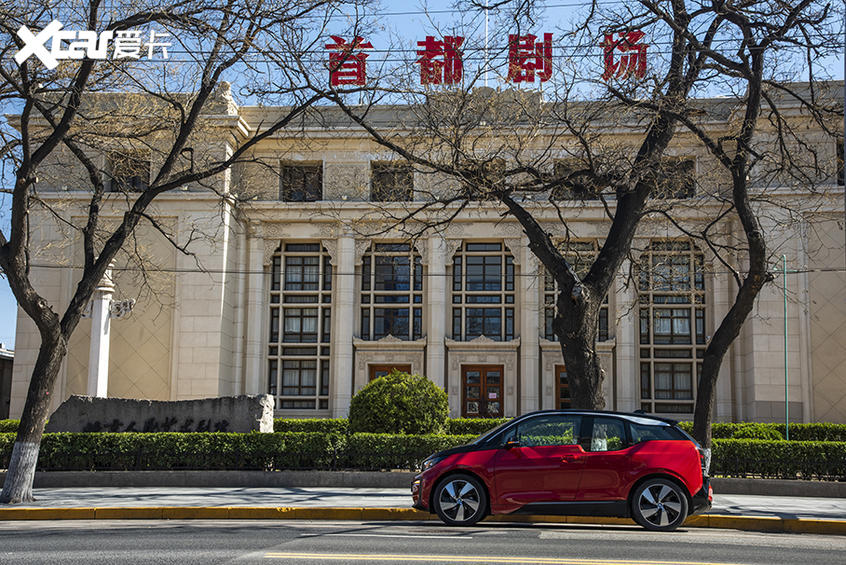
xmin=0 ymin=0 xmax=356 ymax=504
xmin=305 ymin=0 xmax=840 ymax=440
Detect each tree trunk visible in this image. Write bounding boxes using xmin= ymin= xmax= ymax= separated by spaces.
xmin=0 ymin=334 xmax=67 ymax=504
xmin=555 ymin=295 xmax=604 ymax=409
xmin=692 ymin=271 xmax=769 ymax=449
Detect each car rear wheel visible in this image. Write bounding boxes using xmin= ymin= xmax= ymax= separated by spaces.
xmin=631 ymin=478 xmax=689 ymax=532
xmin=433 ymin=474 xmax=487 ymax=526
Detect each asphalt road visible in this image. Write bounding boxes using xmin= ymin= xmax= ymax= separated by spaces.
xmin=0 ymin=520 xmax=844 ymax=564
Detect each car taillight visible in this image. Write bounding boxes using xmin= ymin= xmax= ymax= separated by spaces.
xmin=698 ymin=447 xmax=711 ymax=477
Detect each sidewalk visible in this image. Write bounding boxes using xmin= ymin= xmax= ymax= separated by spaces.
xmin=1 ymin=487 xmax=844 ymax=535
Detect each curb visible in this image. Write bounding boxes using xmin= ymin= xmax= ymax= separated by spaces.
xmin=0 ymin=507 xmax=844 ymax=535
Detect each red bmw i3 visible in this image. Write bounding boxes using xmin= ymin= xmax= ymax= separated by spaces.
xmin=412 ymin=410 xmax=712 ymax=531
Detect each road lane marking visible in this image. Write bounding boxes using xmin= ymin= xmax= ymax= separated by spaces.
xmin=264 ymin=553 xmax=747 ymax=564
xmin=298 ymin=532 xmax=470 ymax=538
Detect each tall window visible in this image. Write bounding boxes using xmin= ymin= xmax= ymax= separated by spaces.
xmin=544 ymin=241 xmax=609 ymax=342
xmin=637 ymin=241 xmax=705 ymax=414
xmin=280 ymin=163 xmax=322 ymax=202
xmin=452 ymin=242 xmax=515 ymax=341
xmin=371 ymin=162 xmax=413 ymax=201
xmin=360 ymin=243 xmax=423 ymax=340
xmin=268 ymin=243 xmax=332 ymax=410
xmin=106 ymin=151 xmax=149 ymax=192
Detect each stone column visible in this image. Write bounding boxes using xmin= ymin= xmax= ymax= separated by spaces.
xmin=87 ymin=266 xmax=114 ymax=398
xmin=519 ymin=241 xmax=540 ymax=414
xmin=425 ymin=236 xmax=447 ymax=389
xmin=616 ymin=258 xmax=637 ymax=412
xmin=712 ymin=267 xmax=734 ymax=421
xmin=244 ymin=222 xmax=266 ymax=395
xmin=329 ymin=233 xmax=356 ymax=417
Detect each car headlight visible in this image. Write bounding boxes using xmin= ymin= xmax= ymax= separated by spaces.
xmin=421 ymin=455 xmax=445 ymax=472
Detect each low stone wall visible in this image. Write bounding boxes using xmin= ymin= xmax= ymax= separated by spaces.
xmin=44 ymin=395 xmax=274 ymax=433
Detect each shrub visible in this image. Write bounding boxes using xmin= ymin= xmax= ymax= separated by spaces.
xmin=0 ymin=420 xmax=19 ymax=433
xmin=348 ymin=370 xmax=448 ymax=435
xmin=711 ymin=439 xmax=846 ymax=480
xmin=447 ymin=418 xmax=509 ymax=436
xmin=728 ymin=423 xmax=784 ymax=441
xmin=678 ymin=421 xmax=846 ymax=442
xmin=274 ymin=418 xmax=349 ymax=434
xmin=1 ymin=432 xmax=844 ymax=478
xmin=345 ymin=433 xmax=475 ymax=471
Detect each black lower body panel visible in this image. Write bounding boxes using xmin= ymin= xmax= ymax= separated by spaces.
xmin=514 ymin=500 xmax=629 ymax=518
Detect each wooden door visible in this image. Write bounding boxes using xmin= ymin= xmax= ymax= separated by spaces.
xmin=369 ymin=364 xmax=412 ymax=381
xmin=555 ymin=364 xmax=571 ymax=409
xmin=462 ymin=365 xmax=504 ymax=418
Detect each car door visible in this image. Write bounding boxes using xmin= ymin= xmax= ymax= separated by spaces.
xmin=575 ymin=416 xmax=632 ymax=501
xmin=492 ymin=414 xmax=585 ymax=510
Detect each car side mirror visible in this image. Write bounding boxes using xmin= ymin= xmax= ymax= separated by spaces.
xmin=504 ymin=439 xmax=520 ymax=449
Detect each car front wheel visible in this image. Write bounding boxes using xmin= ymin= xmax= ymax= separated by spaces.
xmin=433 ymin=473 xmax=487 ymax=526
xmin=631 ymin=478 xmax=689 ymax=532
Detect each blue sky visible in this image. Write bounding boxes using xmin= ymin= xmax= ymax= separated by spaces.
xmin=0 ymin=0 xmax=842 ymax=351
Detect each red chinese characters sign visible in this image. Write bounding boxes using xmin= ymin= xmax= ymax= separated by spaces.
xmin=508 ymin=33 xmax=553 ymax=83
xmin=323 ymin=30 xmax=645 ymax=85
xmin=325 ymin=35 xmax=373 ymax=86
xmin=602 ymin=31 xmax=648 ymax=80
xmin=416 ymin=35 xmax=464 ymax=85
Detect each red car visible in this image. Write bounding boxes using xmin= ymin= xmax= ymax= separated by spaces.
xmin=412 ymin=410 xmax=712 ymax=531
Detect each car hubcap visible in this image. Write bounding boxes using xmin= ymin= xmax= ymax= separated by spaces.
xmin=639 ymin=484 xmax=683 ymax=527
xmin=439 ymin=479 xmax=480 ymax=522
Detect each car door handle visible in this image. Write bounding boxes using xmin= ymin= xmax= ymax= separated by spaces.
xmin=561 ymin=454 xmax=583 ymax=462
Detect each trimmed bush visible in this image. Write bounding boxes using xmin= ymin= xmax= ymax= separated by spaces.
xmin=0 ymin=420 xmax=19 ymax=433
xmin=2 ymin=432 xmax=844 ymax=478
xmin=727 ymin=423 xmax=784 ymax=441
xmin=274 ymin=418 xmax=349 ymax=434
xmin=447 ymin=418 xmax=509 ymax=436
xmin=678 ymin=421 xmax=846 ymax=442
xmin=712 ymin=439 xmax=846 ymax=480
xmin=348 ymin=370 xmax=448 ymax=435
xmin=345 ymin=433 xmax=475 ymax=471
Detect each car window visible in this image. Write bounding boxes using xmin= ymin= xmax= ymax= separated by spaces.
xmin=512 ymin=415 xmax=582 ymax=447
xmin=630 ymin=422 xmax=686 ymax=443
xmin=588 ymin=417 xmax=627 ymax=452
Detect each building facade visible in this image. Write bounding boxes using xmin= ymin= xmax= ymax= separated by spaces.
xmin=8 ymin=85 xmax=846 ymax=423
xmin=0 ymin=345 xmax=12 ymax=419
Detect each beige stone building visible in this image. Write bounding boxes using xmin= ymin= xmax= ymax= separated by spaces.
xmin=9 ymin=84 xmax=846 ymax=423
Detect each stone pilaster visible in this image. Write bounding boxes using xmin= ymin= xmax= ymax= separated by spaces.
xmin=87 ymin=267 xmax=114 ymax=398
xmin=330 ymin=233 xmax=356 ymax=416
xmin=426 ymin=236 xmax=447 ymax=389
xmin=244 ymin=222 xmax=267 ymax=395
xmin=616 ymin=258 xmax=638 ymax=412
xmin=519 ymin=241 xmax=540 ymax=414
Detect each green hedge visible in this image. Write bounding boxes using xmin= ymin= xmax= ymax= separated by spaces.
xmin=1 ymin=432 xmax=844 ymax=479
xmin=345 ymin=433 xmax=475 ymax=471
xmin=274 ymin=418 xmax=349 ymax=434
xmin=677 ymin=422 xmax=846 ymax=442
xmin=0 ymin=420 xmax=19 ymax=433
xmin=447 ymin=418 xmax=509 ymax=436
xmin=711 ymin=439 xmax=846 ymax=480
xmin=272 ymin=418 xmax=507 ymax=436
xmin=0 ymin=432 xmax=472 ymax=472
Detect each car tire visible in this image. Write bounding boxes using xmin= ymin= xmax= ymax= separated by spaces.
xmin=433 ymin=473 xmax=487 ymax=526
xmin=631 ymin=478 xmax=689 ymax=532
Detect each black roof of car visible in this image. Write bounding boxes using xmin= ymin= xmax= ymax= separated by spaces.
xmin=514 ymin=409 xmax=680 ymax=426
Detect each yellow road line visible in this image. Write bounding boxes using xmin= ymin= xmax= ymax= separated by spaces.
xmin=263 ymin=552 xmax=747 ymax=565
